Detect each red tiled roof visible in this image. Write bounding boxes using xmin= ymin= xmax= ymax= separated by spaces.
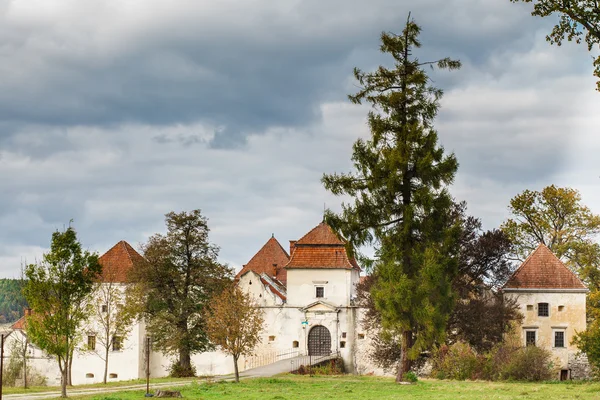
xmin=286 ymin=222 xmax=360 ymax=271
xmin=98 ymin=241 xmax=144 ymax=283
xmin=296 ymin=222 xmax=345 ymax=245
xmin=11 ymin=315 xmax=26 ymax=330
xmin=235 ymin=236 xmax=290 ymax=285
xmin=503 ymin=244 xmax=587 ymax=290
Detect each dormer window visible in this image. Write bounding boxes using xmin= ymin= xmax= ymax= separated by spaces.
xmin=538 ymin=303 xmax=549 ymax=317
xmin=315 ymin=286 xmax=325 ymax=298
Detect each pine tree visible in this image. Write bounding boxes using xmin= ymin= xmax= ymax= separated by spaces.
xmin=322 ymin=15 xmax=461 ymax=382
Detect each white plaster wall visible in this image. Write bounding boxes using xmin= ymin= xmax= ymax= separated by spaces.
xmin=238 ymin=271 xmax=283 ymax=306
xmin=504 ymin=290 xmax=587 ymax=368
xmin=70 ymin=321 xmax=143 ymax=385
xmin=286 ymin=269 xmax=356 ymax=307
xmin=148 ymin=350 xmax=235 ymax=377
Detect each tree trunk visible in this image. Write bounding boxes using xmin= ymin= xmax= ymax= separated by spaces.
xmin=23 ymin=338 xmax=28 ymax=389
xmin=233 ymin=355 xmax=240 ymax=383
xmin=179 ymin=347 xmax=193 ymax=376
xmin=103 ymin=345 xmax=110 ymax=384
xmin=67 ymin=348 xmax=74 ymax=386
xmin=60 ymin=363 xmax=68 ymax=398
xmin=396 ymin=330 xmax=413 ymax=383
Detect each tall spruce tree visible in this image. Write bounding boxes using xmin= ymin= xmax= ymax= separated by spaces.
xmin=322 ymin=15 xmax=461 ymax=382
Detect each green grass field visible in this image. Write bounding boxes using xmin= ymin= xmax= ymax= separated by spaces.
xmin=56 ymin=375 xmax=600 ymax=400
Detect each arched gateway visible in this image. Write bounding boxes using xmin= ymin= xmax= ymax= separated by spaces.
xmin=308 ymin=325 xmax=331 ymax=356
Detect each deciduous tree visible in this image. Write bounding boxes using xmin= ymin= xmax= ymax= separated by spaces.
xmin=204 ymin=286 xmax=264 ymax=382
xmin=501 ymin=185 xmax=600 ymax=284
xmin=129 ymin=210 xmax=233 ymax=377
xmin=510 ymin=0 xmax=600 ymax=90
xmin=322 ymin=15 xmax=461 ymax=382
xmin=23 ymin=226 xmax=101 ymax=398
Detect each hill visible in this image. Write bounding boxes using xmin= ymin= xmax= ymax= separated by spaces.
xmin=0 ymin=278 xmax=27 ymax=323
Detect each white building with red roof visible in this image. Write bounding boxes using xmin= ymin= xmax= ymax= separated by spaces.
xmin=503 ymin=244 xmax=589 ymax=379
xmin=7 ymin=223 xmax=381 ymax=385
xmin=236 ymin=221 xmax=379 ymax=374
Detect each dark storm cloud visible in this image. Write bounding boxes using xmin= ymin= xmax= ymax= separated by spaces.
xmin=0 ymin=0 xmax=541 ymax=149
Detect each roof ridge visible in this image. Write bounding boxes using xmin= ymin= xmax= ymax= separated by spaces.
xmin=542 ymin=243 xmax=587 ymax=288
xmin=503 ymin=243 xmax=544 ymax=286
xmin=295 ymin=222 xmax=345 ymax=245
xmin=503 ymin=243 xmax=586 ymax=290
xmin=270 ymin=236 xmax=290 ymax=258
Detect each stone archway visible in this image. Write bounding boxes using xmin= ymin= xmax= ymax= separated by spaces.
xmin=308 ymin=325 xmax=331 ymax=356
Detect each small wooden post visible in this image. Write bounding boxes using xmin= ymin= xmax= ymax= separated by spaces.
xmin=145 ymin=336 xmax=151 ymax=397
xmin=1 ymin=333 xmax=5 ymax=400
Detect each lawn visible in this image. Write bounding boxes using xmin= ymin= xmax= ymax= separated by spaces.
xmin=1 ymin=376 xmax=197 ymax=395
xmin=61 ymin=375 xmax=600 ymax=400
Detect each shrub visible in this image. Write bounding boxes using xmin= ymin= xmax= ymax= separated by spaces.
xmin=169 ymin=362 xmax=197 ymax=378
xmin=431 ymin=342 xmax=482 ymax=380
xmin=404 ymin=371 xmax=418 ymax=383
xmin=499 ymin=345 xmax=554 ymax=381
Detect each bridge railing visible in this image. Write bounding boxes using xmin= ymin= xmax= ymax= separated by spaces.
xmin=242 ymin=348 xmax=305 ymax=371
xmin=289 ymin=351 xmax=341 ymax=373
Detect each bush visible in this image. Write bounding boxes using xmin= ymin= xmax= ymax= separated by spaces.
xmin=431 ymin=340 xmax=555 ymax=382
xmin=431 ymin=342 xmax=482 ymax=380
xmin=169 ymin=362 xmax=197 ymax=377
xmin=499 ymin=345 xmax=554 ymax=381
xmin=404 ymin=371 xmax=418 ymax=383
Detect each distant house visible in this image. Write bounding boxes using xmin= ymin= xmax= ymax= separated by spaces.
xmin=503 ymin=244 xmax=590 ymax=379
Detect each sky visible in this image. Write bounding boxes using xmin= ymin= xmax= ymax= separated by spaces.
xmin=1 ymin=0 xmax=599 ymax=278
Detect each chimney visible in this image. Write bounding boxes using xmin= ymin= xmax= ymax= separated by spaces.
xmin=289 ymin=240 xmax=297 ymax=255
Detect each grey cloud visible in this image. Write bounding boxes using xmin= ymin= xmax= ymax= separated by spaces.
xmin=0 ymin=0 xmax=548 ymax=150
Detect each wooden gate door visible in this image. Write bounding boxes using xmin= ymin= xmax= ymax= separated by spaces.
xmin=308 ymin=325 xmax=331 ymax=356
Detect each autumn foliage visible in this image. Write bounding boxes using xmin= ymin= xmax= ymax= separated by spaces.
xmin=204 ymin=286 xmax=264 ymax=382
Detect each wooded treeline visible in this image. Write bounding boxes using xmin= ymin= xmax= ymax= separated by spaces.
xmin=0 ymin=278 xmax=27 ymax=323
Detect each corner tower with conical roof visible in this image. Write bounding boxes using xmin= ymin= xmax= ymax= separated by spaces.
xmin=503 ymin=244 xmax=589 ymax=379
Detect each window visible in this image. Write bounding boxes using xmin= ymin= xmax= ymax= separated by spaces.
xmin=87 ymin=335 xmax=96 ymax=351
xmin=554 ymin=331 xmax=565 ymax=348
xmin=292 ymin=341 xmax=299 ymax=348
xmin=340 ymin=341 xmax=346 ymax=348
xmin=538 ymin=303 xmax=549 ymax=317
xmin=358 ymin=333 xmax=365 ymax=340
xmin=109 ymin=373 xmax=118 ymax=379
xmin=526 ymin=305 xmax=533 ymax=311
xmin=112 ymin=336 xmax=123 ymax=351
xmin=101 ymin=304 xmax=108 ymax=313
xmin=315 ymin=286 xmax=324 ymax=298
xmin=268 ymin=335 xmax=276 ymax=342
xmin=342 ymin=332 xmax=347 ymax=339
xmin=558 ymin=305 xmax=565 ymax=312
xmin=86 ymin=373 xmax=94 ymax=378
xmin=526 ymin=331 xmax=536 ymax=346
